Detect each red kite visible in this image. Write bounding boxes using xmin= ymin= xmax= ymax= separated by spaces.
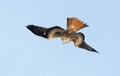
xmin=26 ymin=17 xmax=98 ymax=53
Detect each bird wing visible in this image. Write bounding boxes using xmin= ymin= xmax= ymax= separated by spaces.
xmin=67 ymin=17 xmax=88 ymax=31
xmin=73 ymin=32 xmax=99 ymax=53
xmin=80 ymin=42 xmax=99 ymax=53
xmin=26 ymin=25 xmax=64 ymax=39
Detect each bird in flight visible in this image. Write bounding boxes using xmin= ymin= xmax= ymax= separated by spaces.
xmin=26 ymin=17 xmax=99 ymax=53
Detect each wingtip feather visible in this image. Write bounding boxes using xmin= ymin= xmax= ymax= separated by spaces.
xmin=80 ymin=42 xmax=99 ymax=53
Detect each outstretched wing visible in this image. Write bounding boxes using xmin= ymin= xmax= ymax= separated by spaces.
xmin=26 ymin=25 xmax=48 ymax=38
xmin=67 ymin=17 xmax=88 ymax=31
xmin=73 ymin=32 xmax=99 ymax=53
xmin=26 ymin=25 xmax=64 ymax=39
xmin=80 ymin=42 xmax=99 ymax=53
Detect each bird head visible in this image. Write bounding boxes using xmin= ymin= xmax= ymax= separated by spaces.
xmin=62 ymin=37 xmax=71 ymax=44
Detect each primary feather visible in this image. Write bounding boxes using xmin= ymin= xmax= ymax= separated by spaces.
xmin=26 ymin=25 xmax=64 ymax=39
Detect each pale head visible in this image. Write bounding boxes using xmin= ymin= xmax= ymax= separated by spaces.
xmin=62 ymin=37 xmax=71 ymax=44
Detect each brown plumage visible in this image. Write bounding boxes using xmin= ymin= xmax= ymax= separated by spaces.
xmin=26 ymin=17 xmax=98 ymax=53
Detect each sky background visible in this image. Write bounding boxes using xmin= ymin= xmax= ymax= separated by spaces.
xmin=0 ymin=0 xmax=120 ymax=76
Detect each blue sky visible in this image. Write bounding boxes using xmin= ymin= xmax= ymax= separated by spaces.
xmin=0 ymin=0 xmax=120 ymax=76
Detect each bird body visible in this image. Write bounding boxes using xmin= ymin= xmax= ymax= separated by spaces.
xmin=26 ymin=17 xmax=99 ymax=53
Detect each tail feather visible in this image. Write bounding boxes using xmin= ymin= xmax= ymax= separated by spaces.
xmin=80 ymin=42 xmax=99 ymax=53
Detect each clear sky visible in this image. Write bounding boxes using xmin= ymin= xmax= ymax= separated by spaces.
xmin=0 ymin=0 xmax=120 ymax=76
